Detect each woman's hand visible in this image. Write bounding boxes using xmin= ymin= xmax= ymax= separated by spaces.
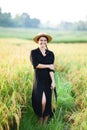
xmin=48 ymin=64 xmax=54 ymax=70
xmin=50 ymin=81 xmax=55 ymax=90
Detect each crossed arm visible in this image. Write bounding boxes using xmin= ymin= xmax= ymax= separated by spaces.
xmin=36 ymin=64 xmax=55 ymax=89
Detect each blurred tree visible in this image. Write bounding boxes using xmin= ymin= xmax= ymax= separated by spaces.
xmin=0 ymin=7 xmax=87 ymax=30
xmin=75 ymin=21 xmax=87 ymax=30
xmin=0 ymin=8 xmax=1 ymax=14
xmin=21 ymin=13 xmax=31 ymax=27
xmin=58 ymin=21 xmax=73 ymax=30
xmin=0 ymin=8 xmax=13 ymax=27
xmin=0 ymin=8 xmax=41 ymax=28
xmin=13 ymin=14 xmax=24 ymax=27
xmin=29 ymin=18 xmax=40 ymax=28
xmin=13 ymin=13 xmax=40 ymax=28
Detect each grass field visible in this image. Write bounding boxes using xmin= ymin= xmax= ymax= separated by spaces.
xmin=0 ymin=28 xmax=87 ymax=130
xmin=1 ymin=27 xmax=87 ymax=43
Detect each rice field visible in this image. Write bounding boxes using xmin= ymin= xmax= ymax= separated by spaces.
xmin=1 ymin=27 xmax=87 ymax=43
xmin=0 ymin=29 xmax=87 ymax=130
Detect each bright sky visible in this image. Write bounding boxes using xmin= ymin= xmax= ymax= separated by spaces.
xmin=0 ymin=0 xmax=87 ymax=25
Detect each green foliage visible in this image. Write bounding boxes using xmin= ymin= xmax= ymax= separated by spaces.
xmin=55 ymin=71 xmax=74 ymax=109
xmin=0 ymin=8 xmax=40 ymax=28
xmin=13 ymin=13 xmax=40 ymax=28
xmin=0 ymin=12 xmax=13 ymax=27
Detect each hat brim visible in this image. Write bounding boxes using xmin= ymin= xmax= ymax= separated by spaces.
xmin=33 ymin=34 xmax=52 ymax=43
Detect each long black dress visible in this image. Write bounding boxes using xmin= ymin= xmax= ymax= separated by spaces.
xmin=30 ymin=47 xmax=55 ymax=118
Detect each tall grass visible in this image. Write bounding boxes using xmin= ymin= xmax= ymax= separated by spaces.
xmin=20 ymin=71 xmax=74 ymax=130
xmin=52 ymin=43 xmax=87 ymax=130
xmin=0 ymin=38 xmax=87 ymax=130
xmin=0 ymin=39 xmax=34 ymax=130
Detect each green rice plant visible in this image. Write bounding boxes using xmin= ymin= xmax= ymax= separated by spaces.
xmin=55 ymin=71 xmax=74 ymax=110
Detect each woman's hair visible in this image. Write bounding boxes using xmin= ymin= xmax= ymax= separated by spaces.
xmin=37 ymin=36 xmax=48 ymax=42
xmin=45 ymin=44 xmax=48 ymax=50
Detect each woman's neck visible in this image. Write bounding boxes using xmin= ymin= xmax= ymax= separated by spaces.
xmin=39 ymin=47 xmax=46 ymax=56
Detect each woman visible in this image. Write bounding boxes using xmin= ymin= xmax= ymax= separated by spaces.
xmin=30 ymin=33 xmax=55 ymax=124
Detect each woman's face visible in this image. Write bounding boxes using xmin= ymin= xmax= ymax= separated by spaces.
xmin=38 ymin=36 xmax=47 ymax=49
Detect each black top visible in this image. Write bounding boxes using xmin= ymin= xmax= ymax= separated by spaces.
xmin=30 ymin=47 xmax=55 ymax=117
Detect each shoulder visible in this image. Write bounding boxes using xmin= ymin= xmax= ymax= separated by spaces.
xmin=48 ymin=50 xmax=54 ymax=56
xmin=31 ymin=48 xmax=38 ymax=54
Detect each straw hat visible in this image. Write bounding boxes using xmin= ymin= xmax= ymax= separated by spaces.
xmin=33 ymin=33 xmax=52 ymax=43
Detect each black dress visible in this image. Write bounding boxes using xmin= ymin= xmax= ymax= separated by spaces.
xmin=30 ymin=47 xmax=55 ymax=118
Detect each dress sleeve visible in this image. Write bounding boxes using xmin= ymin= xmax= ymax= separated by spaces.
xmin=50 ymin=52 xmax=55 ymax=64
xmin=30 ymin=50 xmax=39 ymax=69
xmin=48 ymin=52 xmax=55 ymax=73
